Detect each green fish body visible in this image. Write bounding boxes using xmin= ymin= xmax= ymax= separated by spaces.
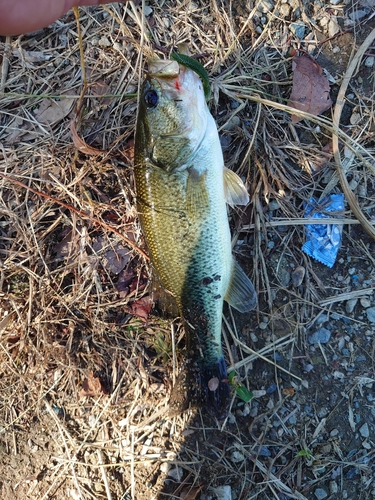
xmin=134 ymin=57 xmax=256 ymax=418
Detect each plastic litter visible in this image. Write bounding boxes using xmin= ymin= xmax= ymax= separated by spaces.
xmin=302 ymin=194 xmax=345 ymax=268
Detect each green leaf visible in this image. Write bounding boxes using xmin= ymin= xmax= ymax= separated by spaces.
xmin=228 ymin=371 xmax=236 ymax=384
xmin=235 ymin=385 xmax=253 ymax=403
xmin=297 ymin=449 xmax=312 ymax=459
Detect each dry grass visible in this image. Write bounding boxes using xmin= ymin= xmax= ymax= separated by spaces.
xmin=1 ymin=1 xmax=375 ymax=499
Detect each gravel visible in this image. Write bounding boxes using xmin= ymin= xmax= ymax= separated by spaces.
xmin=308 ymin=327 xmax=331 ymax=344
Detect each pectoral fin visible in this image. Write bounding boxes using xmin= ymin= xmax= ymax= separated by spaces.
xmin=225 ymin=260 xmax=257 ymax=312
xmin=223 ymin=168 xmax=249 ymax=207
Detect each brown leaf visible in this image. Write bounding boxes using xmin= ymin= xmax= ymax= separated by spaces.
xmin=289 ymin=54 xmax=332 ymax=123
xmin=79 ymin=370 xmax=106 ymax=398
xmin=131 ymin=296 xmax=152 ymax=321
xmin=71 ymin=119 xmax=104 ymax=156
xmin=35 ymin=97 xmax=74 ymax=126
xmin=310 ymin=141 xmax=333 ymax=173
xmin=180 ymin=485 xmax=204 ymax=500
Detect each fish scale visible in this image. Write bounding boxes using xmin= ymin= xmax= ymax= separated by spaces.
xmin=134 ymin=55 xmax=257 ymax=418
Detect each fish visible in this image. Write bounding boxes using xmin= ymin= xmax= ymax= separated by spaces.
xmin=134 ymin=52 xmax=257 ymax=419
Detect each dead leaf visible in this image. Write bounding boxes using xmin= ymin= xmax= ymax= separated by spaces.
xmin=89 ymin=80 xmax=112 ymax=106
xmin=79 ymin=371 xmax=107 ymax=398
xmin=131 ymin=296 xmax=152 ymax=321
xmin=289 ymin=54 xmax=332 ymax=123
xmin=12 ymin=48 xmax=52 ymax=64
xmin=71 ymin=119 xmax=104 ymax=156
xmin=53 ymin=228 xmax=80 ymax=262
xmin=310 ymin=141 xmax=333 ymax=173
xmin=102 ymin=246 xmax=130 ymax=274
xmin=117 ymin=268 xmax=135 ymax=298
xmin=282 ymin=387 xmax=295 ymax=397
xmin=35 ymin=97 xmax=75 ymax=126
xmin=180 ymin=485 xmax=204 ymax=500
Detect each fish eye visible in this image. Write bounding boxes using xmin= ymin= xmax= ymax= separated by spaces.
xmin=144 ymin=89 xmax=159 ymax=109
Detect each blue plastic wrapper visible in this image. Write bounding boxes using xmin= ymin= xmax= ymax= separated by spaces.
xmin=302 ymin=194 xmax=345 ymax=268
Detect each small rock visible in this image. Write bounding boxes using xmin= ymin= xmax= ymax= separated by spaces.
xmin=365 ymin=307 xmax=375 ymax=323
xmin=258 ymin=0 xmax=274 ymax=13
xmin=360 ymin=297 xmax=371 ymax=308
xmin=330 ymin=428 xmax=339 ymax=437
xmin=143 ymin=5 xmax=153 ymax=16
xmin=231 ymin=451 xmax=245 ymax=463
xmin=268 ymin=200 xmax=280 ymax=211
xmin=350 ymin=112 xmax=361 ymax=125
xmin=99 ymin=36 xmax=111 ymax=47
xmin=168 ymin=466 xmax=183 ymax=481
xmin=349 ymin=8 xmax=370 ymax=22
xmin=308 ymin=327 xmax=331 ymax=344
xmin=223 ymin=115 xmax=240 ymax=131
xmin=279 ymin=3 xmax=290 ymax=16
xmin=290 ymin=21 xmax=305 ymax=39
xmin=362 ymin=440 xmax=371 ymax=449
xmin=365 ymin=56 xmax=374 ymax=67
xmin=330 ymin=0 xmax=341 ymax=4
xmin=359 ymin=422 xmax=369 ymax=438
xmin=329 ymin=481 xmax=338 ymax=494
xmin=328 ymin=18 xmax=340 ymax=37
xmin=160 ymin=462 xmax=170 ymax=474
xmin=314 ymin=487 xmax=328 ymax=499
xmin=212 ymin=485 xmax=231 ymax=500
xmin=348 ymin=178 xmax=358 ymax=190
xmin=291 ymin=266 xmax=305 ymax=287
xmin=346 ymin=298 xmax=357 ymax=314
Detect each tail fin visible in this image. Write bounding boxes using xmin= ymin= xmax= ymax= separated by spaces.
xmin=168 ymin=356 xmax=230 ymax=420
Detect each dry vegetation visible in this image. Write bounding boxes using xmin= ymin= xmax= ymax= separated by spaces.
xmin=1 ymin=1 xmax=375 ymax=499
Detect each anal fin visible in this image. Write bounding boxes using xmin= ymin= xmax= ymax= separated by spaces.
xmin=225 ymin=260 xmax=257 ymax=312
xmin=223 ymin=168 xmax=249 ymax=207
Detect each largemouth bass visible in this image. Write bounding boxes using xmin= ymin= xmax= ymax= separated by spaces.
xmin=134 ymin=54 xmax=257 ymax=419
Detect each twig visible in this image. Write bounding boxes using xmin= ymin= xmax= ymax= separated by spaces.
xmin=0 ymin=172 xmax=149 ymax=261
xmin=332 ymin=27 xmax=375 ymax=240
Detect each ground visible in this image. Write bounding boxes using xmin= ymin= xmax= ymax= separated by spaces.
xmin=1 ymin=1 xmax=375 ymax=499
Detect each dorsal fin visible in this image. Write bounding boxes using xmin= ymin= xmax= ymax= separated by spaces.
xmin=223 ymin=168 xmax=249 ymax=207
xmin=225 ymin=260 xmax=257 ymax=312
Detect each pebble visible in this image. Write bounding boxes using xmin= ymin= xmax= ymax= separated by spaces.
xmin=143 ymin=5 xmax=153 ymax=16
xmin=330 ymin=0 xmax=341 ymax=4
xmin=359 ymin=422 xmax=369 ymax=438
xmin=346 ymin=298 xmax=357 ymax=314
xmin=99 ymin=36 xmax=111 ymax=47
xmin=330 ymin=428 xmax=339 ymax=437
xmin=290 ymin=21 xmax=305 ymax=39
xmin=349 ymin=8 xmax=370 ymax=22
xmin=291 ymin=266 xmax=305 ymax=287
xmin=365 ymin=307 xmax=375 ymax=323
xmin=231 ymin=450 xmax=245 ymax=463
xmin=279 ymin=3 xmax=290 ymax=17
xmin=257 ymin=0 xmax=274 ymax=13
xmin=314 ymin=487 xmax=328 ymax=500
xmin=328 ymin=18 xmax=340 ymax=38
xmin=329 ymin=481 xmax=338 ymax=494
xmin=308 ymin=327 xmax=331 ymax=344
xmin=365 ymin=56 xmax=374 ymax=67
xmin=212 ymin=485 xmax=231 ymax=500
xmin=360 ymin=297 xmax=371 ymax=308
xmin=268 ymin=200 xmax=280 ymax=211
xmin=223 ymin=115 xmax=240 ymax=131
